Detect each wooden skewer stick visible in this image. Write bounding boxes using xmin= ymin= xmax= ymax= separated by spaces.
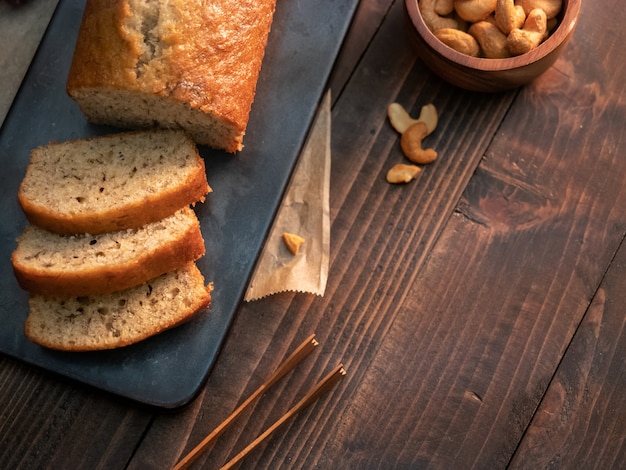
xmin=173 ymin=334 xmax=319 ymax=470
xmin=220 ymin=364 xmax=347 ymax=470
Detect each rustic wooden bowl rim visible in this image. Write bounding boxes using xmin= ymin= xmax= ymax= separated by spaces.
xmin=405 ymin=0 xmax=582 ymax=72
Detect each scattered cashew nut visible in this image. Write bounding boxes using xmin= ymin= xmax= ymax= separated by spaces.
xmin=417 ymin=103 xmax=438 ymax=136
xmin=468 ymin=20 xmax=511 ymax=58
xmin=387 ymin=102 xmax=438 ymax=136
xmin=517 ymin=0 xmax=562 ymax=19
xmin=420 ymin=0 xmax=459 ymax=32
xmin=386 ymin=164 xmax=422 ymax=184
xmin=453 ymin=0 xmax=497 ymax=23
xmin=401 ymin=122 xmax=438 ymax=164
xmin=388 ymin=102 xmax=418 ymax=134
xmin=435 ymin=28 xmax=481 ymax=57
xmin=494 ymin=0 xmax=526 ymax=34
xmin=507 ymin=8 xmax=548 ymax=56
xmin=388 ymin=102 xmax=439 ymax=170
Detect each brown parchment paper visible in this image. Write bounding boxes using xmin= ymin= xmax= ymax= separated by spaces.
xmin=244 ymin=90 xmax=331 ymax=301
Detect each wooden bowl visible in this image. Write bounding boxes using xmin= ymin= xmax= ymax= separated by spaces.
xmin=404 ymin=0 xmax=581 ymax=92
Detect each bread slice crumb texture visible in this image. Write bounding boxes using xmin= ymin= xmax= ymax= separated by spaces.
xmin=12 ymin=207 xmax=205 ymax=296
xmin=18 ymin=129 xmax=210 ymax=234
xmin=24 ymin=263 xmax=212 ymax=351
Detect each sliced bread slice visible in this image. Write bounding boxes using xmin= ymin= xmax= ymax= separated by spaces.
xmin=24 ymin=262 xmax=212 ymax=351
xmin=12 ymin=207 xmax=205 ymax=297
xmin=18 ymin=129 xmax=211 ymax=235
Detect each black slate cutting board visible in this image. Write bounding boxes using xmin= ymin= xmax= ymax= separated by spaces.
xmin=0 ymin=0 xmax=358 ymax=408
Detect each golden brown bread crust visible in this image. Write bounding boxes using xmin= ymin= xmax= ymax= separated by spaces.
xmin=18 ymin=169 xmax=209 ymax=235
xmin=24 ymin=263 xmax=212 ymax=351
xmin=66 ymin=1 xmax=137 ymax=89
xmin=17 ymin=130 xmax=211 ymax=235
xmin=66 ymin=0 xmax=277 ymax=152
xmin=12 ymin=209 xmax=206 ymax=297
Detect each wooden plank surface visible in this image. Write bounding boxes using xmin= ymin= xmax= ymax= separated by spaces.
xmin=1 ymin=0 xmax=625 ymax=468
xmin=511 ymin=241 xmax=626 ymax=468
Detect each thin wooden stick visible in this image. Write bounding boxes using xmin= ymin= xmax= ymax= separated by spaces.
xmin=219 ymin=364 xmax=347 ymax=470
xmin=173 ymin=334 xmax=319 ymax=470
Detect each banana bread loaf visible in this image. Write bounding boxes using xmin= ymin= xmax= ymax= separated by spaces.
xmin=12 ymin=207 xmax=205 ymax=297
xmin=66 ymin=0 xmax=277 ymax=152
xmin=18 ymin=129 xmax=210 ymax=235
xmin=24 ymin=263 xmax=212 ymax=351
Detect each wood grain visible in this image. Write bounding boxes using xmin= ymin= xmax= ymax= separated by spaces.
xmin=1 ymin=0 xmax=625 ymax=468
xmin=318 ymin=0 xmax=626 ymax=467
xmin=511 ymin=265 xmax=626 ymax=469
xmin=135 ymin=1 xmax=519 ymax=468
xmin=0 ymin=357 xmax=152 ymax=469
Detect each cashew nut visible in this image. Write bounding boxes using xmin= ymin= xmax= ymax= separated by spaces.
xmin=417 ymin=103 xmax=438 ymax=136
xmin=388 ymin=103 xmax=439 ymax=164
xmin=388 ymin=103 xmax=418 ymax=134
xmin=517 ymin=0 xmax=562 ymax=19
xmin=388 ymin=103 xmax=438 ymax=136
xmin=386 ymin=164 xmax=422 ymax=184
xmin=424 ymin=0 xmax=559 ymax=58
xmin=282 ymin=232 xmax=305 ymax=255
xmin=420 ymin=0 xmax=459 ymax=32
xmin=453 ymin=0 xmax=497 ymax=23
xmin=401 ymin=122 xmax=438 ymax=164
xmin=435 ymin=0 xmax=456 ymax=15
xmin=507 ymin=8 xmax=548 ymax=55
xmin=435 ymin=28 xmax=481 ymax=57
xmin=468 ymin=20 xmax=511 ymax=58
xmin=494 ymin=0 xmax=525 ymax=34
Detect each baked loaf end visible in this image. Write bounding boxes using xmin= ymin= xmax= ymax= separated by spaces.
xmin=17 ymin=129 xmax=210 ymax=235
xmin=66 ymin=0 xmax=277 ymax=153
xmin=12 ymin=207 xmax=205 ymax=297
xmin=24 ymin=263 xmax=212 ymax=351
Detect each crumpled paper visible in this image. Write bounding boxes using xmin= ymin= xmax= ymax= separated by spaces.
xmin=244 ymin=90 xmax=331 ymax=301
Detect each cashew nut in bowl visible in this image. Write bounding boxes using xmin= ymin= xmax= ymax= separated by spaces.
xmin=453 ymin=0 xmax=497 ymax=23
xmin=507 ymin=8 xmax=548 ymax=56
xmin=408 ymin=0 xmax=579 ymax=90
xmin=435 ymin=0 xmax=455 ymax=16
xmin=517 ymin=0 xmax=562 ymax=19
xmin=400 ymin=122 xmax=438 ymax=165
xmin=435 ymin=28 xmax=481 ymax=57
xmin=494 ymin=0 xmax=525 ymax=34
xmin=468 ymin=20 xmax=511 ymax=58
xmin=420 ymin=0 xmax=459 ymax=31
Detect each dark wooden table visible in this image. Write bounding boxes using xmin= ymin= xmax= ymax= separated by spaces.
xmin=2 ymin=0 xmax=625 ymax=468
